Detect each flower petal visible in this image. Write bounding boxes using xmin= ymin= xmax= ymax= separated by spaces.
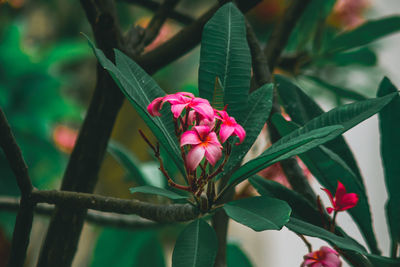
xmin=337 ymin=193 xmax=359 ymax=211
xmin=207 ymin=132 xmax=222 ymax=147
xmin=193 ymin=125 xmax=211 ymax=140
xmin=180 ymin=130 xmax=201 ymax=146
xmin=186 ymin=145 xmax=205 ymax=170
xmin=192 ymin=102 xmax=215 ymax=121
xmin=234 ymin=124 xmax=246 ymax=144
xmin=171 ymin=103 xmax=188 ymax=118
xmin=335 ymin=181 xmax=347 ymax=201
xmin=147 ymin=97 xmax=164 ymax=116
xmin=322 ymin=188 xmax=337 ymax=210
xmin=204 ymin=143 xmax=222 ymax=166
xmin=219 ymin=124 xmax=235 ymax=143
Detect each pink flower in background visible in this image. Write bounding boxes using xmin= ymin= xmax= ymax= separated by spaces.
xmin=180 ymin=125 xmax=222 ymax=170
xmin=302 ymin=246 xmax=341 ymax=267
xmin=53 ymin=125 xmax=78 ymax=154
xmin=215 ymin=110 xmax=246 ymax=144
xmin=322 ymin=181 xmax=359 ymax=214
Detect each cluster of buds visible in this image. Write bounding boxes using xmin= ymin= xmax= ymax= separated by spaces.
xmin=145 ymin=92 xmax=245 ymax=197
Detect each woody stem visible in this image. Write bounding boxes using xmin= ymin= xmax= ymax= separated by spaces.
xmin=330 ymin=211 xmax=338 ymax=232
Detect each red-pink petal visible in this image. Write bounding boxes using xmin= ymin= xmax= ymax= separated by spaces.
xmin=234 ymin=124 xmax=246 ymax=144
xmin=186 ymin=145 xmax=205 ymax=170
xmin=180 ymin=130 xmax=201 ymax=146
xmin=219 ymin=124 xmax=235 ymax=143
xmin=335 ymin=181 xmax=347 ymax=201
xmin=322 ymin=188 xmax=337 ymax=210
xmin=204 ymin=143 xmax=222 ymax=166
xmin=337 ymin=193 xmax=359 ymax=211
xmin=192 ymin=102 xmax=214 ymax=121
xmin=171 ymin=103 xmax=188 ymax=118
xmin=326 ymin=207 xmax=335 ymax=214
xmin=147 ymin=97 xmax=164 ymax=116
xmin=193 ymin=125 xmax=211 ymax=140
xmin=207 ymin=132 xmax=222 ymax=147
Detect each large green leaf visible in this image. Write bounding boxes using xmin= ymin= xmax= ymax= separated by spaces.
xmin=305 ymin=75 xmax=367 ymax=101
xmin=227 ymin=243 xmax=253 ymax=267
xmin=88 ymin=39 xmax=185 ymax=176
xmin=286 ymin=0 xmax=336 ymax=51
xmin=222 ymin=84 xmax=273 ymax=177
xmin=107 ymin=140 xmax=148 ymax=186
xmin=324 ymin=16 xmax=400 ymax=54
xmin=377 ymin=77 xmax=400 ymax=247
xmin=277 ymin=74 xmax=378 ymax=187
xmin=223 ymin=196 xmax=291 ymax=231
xmin=91 ymin=228 xmax=165 ymax=267
xmin=225 ymin=125 xmax=344 ymax=190
xmin=129 ymin=185 xmax=188 ymax=201
xmin=172 ymin=219 xmax=217 ymax=267
xmin=249 ymin=176 xmax=322 ymax=225
xmin=198 ymin=2 xmax=251 ymax=121
xmin=286 ymin=218 xmax=367 ymax=254
xmin=272 ymin=115 xmax=379 ymax=254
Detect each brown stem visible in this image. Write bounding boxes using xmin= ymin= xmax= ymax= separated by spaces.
xmin=297 ymin=233 xmax=312 ymax=253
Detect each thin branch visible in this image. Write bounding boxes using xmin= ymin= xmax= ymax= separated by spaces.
xmin=30 ymin=190 xmax=199 ymax=223
xmin=142 ymin=0 xmax=181 ymax=47
xmin=0 ymin=108 xmax=32 ymax=197
xmin=118 ymin=0 xmax=194 ymax=25
xmin=0 ymin=108 xmax=35 ymax=267
xmin=136 ymin=0 xmax=261 ymax=75
xmin=264 ymin=0 xmax=312 ymax=71
xmin=0 ymin=197 xmax=164 ymax=229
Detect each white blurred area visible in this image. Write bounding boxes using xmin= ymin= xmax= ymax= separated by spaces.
xmin=228 ymin=1 xmax=400 ymax=266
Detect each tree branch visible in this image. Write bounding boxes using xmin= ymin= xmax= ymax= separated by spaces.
xmin=0 ymin=196 xmax=189 ymax=228
xmin=264 ymin=0 xmax=312 ymax=71
xmin=141 ymin=0 xmax=181 ymax=47
xmin=118 ymin=0 xmax=194 ymax=25
xmin=0 ymin=108 xmax=35 ymax=267
xmin=30 ymin=190 xmax=198 ymax=222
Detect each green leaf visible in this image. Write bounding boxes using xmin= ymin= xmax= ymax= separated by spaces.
xmin=227 ymin=243 xmax=253 ymax=267
xmin=367 ymin=255 xmax=400 ymax=267
xmin=272 ymin=115 xmax=379 ymax=254
xmin=222 ymin=84 xmax=273 ymax=176
xmin=172 ymin=219 xmax=217 ymax=267
xmin=305 ymin=75 xmax=367 ymax=101
xmin=87 ymin=38 xmax=185 ymax=176
xmin=129 ymin=185 xmax=188 ymax=201
xmin=249 ymin=176 xmax=322 ymax=225
xmin=324 ymin=16 xmax=400 ymax=54
xmin=198 ymin=2 xmax=251 ymax=121
xmin=286 ymin=0 xmax=336 ymax=51
xmin=91 ymin=229 xmax=165 ymax=267
xmin=211 ymin=77 xmax=225 ymax=110
xmin=225 ymin=125 xmax=344 ymax=190
xmin=223 ymin=196 xmax=291 ymax=231
xmin=286 ymin=218 xmax=367 ymax=254
xmin=377 ymin=77 xmax=400 ymax=246
xmin=277 ymin=74 xmax=379 ymax=187
xmin=317 ymin=47 xmax=377 ymax=67
xmin=107 ymin=140 xmax=148 ymax=186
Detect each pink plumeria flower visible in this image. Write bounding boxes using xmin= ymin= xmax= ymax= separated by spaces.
xmin=147 ymin=96 xmax=164 ymax=117
xmin=215 ymin=110 xmax=246 ymax=144
xmin=302 ymin=246 xmax=341 ymax=267
xmin=180 ymin=125 xmax=222 ymax=170
xmin=163 ymin=92 xmax=214 ymax=120
xmin=322 ymin=181 xmax=359 ymax=214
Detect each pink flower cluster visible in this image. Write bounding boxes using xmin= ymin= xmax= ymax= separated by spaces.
xmin=147 ymin=92 xmax=245 ymax=171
